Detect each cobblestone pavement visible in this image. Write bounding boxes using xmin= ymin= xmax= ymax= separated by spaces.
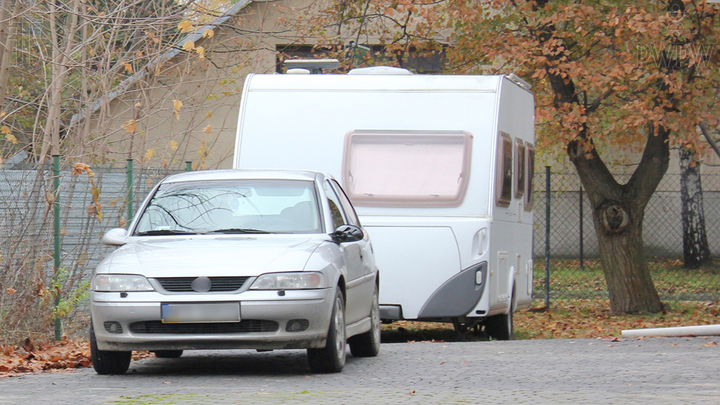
xmin=1 ymin=337 xmax=718 ymax=404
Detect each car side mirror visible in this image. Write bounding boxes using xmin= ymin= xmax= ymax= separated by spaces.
xmin=331 ymin=225 xmax=364 ymax=243
xmin=101 ymin=228 xmax=128 ymax=246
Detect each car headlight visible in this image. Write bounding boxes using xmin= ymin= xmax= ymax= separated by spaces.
xmin=250 ymin=272 xmax=326 ymax=290
xmin=92 ymin=274 xmax=155 ymax=292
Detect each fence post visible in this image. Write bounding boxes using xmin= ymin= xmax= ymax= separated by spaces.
xmin=185 ymin=161 xmax=192 ymax=172
xmin=579 ymin=186 xmax=584 ymax=269
xmin=52 ymin=155 xmax=62 ymax=341
xmin=126 ymin=159 xmax=134 ymax=225
xmin=544 ymin=166 xmax=551 ymax=309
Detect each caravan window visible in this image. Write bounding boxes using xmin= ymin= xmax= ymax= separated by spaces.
xmin=524 ymin=143 xmax=535 ymax=211
xmin=342 ymin=131 xmax=472 ymax=207
xmin=496 ymin=132 xmax=513 ymax=207
xmin=514 ymin=138 xmax=525 ymax=199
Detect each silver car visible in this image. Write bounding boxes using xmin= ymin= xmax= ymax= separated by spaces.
xmin=90 ymin=170 xmax=380 ymax=374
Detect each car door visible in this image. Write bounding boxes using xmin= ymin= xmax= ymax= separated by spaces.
xmin=330 ymin=180 xmax=376 ymax=323
xmin=324 ymin=181 xmax=368 ymax=325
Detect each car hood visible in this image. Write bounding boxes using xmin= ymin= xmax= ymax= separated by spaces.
xmin=97 ymin=235 xmax=328 ymax=277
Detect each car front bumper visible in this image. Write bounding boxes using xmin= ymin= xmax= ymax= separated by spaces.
xmin=91 ymin=288 xmax=334 ymax=351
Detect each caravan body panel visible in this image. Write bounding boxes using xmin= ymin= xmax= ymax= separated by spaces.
xmin=234 ymin=73 xmax=534 ymax=321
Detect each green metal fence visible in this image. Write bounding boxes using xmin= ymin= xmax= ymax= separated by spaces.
xmin=1 ymin=163 xmax=719 ymax=341
xmin=0 ymin=162 xmax=186 ymax=341
xmin=534 ymin=169 xmax=720 ymax=303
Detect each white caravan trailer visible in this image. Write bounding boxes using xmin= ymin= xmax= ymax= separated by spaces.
xmin=233 ymin=66 xmax=535 ymax=339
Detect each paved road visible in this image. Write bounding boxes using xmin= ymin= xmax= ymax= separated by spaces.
xmin=1 ymin=337 xmax=718 ymax=404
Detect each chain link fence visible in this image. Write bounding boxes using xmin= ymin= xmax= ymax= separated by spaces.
xmin=533 ymin=169 xmax=720 ymax=303
xmin=1 ymin=164 xmax=719 ymax=340
xmin=0 ymin=163 xmax=185 ymax=341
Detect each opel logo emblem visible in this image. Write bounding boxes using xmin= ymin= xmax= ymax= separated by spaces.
xmin=191 ymin=276 xmax=212 ymax=292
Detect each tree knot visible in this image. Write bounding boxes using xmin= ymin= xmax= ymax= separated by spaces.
xmin=599 ymin=201 xmax=630 ymax=234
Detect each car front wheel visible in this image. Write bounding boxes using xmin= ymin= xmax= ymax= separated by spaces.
xmin=90 ymin=322 xmax=131 ymax=375
xmin=307 ymin=288 xmax=346 ymax=373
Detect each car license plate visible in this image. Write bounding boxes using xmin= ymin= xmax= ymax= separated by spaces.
xmin=161 ymin=303 xmax=240 ymax=323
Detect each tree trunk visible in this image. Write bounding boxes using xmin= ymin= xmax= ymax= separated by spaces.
xmin=40 ymin=0 xmax=81 ymax=161
xmin=0 ymin=0 xmax=20 ymax=111
xmin=568 ymin=126 xmax=666 ymax=314
xmin=679 ymin=146 xmax=711 ymax=269
xmin=592 ymin=200 xmax=663 ymax=313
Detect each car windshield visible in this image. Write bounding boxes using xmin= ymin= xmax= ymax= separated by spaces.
xmin=133 ymin=179 xmax=323 ymax=235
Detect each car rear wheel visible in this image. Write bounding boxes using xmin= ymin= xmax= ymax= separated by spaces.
xmin=154 ymin=350 xmax=183 ymax=358
xmin=307 ymin=288 xmax=346 ymax=373
xmin=90 ymin=322 xmax=131 ymax=375
xmin=348 ymin=285 xmax=380 ymax=357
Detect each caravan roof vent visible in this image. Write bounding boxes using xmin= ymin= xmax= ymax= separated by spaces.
xmin=286 ymin=68 xmax=311 ymax=75
xmin=348 ymin=66 xmax=413 ymax=75
xmin=506 ymin=73 xmax=532 ymax=90
xmin=284 ymin=59 xmax=340 ymax=74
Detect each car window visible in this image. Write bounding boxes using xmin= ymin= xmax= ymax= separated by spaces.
xmin=134 ymin=179 xmax=322 ymax=235
xmin=331 ymin=180 xmax=361 ymax=227
xmin=324 ymin=181 xmax=347 ymax=230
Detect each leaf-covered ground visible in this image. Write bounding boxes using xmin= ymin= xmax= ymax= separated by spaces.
xmin=2 ymin=299 xmax=719 ymax=377
xmin=381 ymin=299 xmax=720 ymax=341
xmin=514 ymin=299 xmax=720 ymax=339
xmin=0 ymin=338 xmax=92 ymax=377
xmin=0 ymin=338 xmax=152 ymax=379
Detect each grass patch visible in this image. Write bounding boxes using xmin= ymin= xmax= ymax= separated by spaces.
xmin=535 ymin=259 xmax=720 ymax=301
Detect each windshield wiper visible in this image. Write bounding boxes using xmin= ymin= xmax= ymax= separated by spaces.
xmin=206 ymin=228 xmax=273 ymax=234
xmin=135 ymin=229 xmax=197 ymax=236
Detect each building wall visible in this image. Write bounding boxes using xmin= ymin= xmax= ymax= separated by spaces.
xmin=77 ymin=0 xmax=320 ymax=169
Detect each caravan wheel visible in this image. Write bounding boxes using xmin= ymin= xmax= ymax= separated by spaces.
xmin=485 ymin=294 xmax=514 ymax=340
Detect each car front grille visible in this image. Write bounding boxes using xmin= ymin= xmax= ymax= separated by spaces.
xmin=154 ymin=277 xmax=250 ymax=292
xmin=129 ymin=320 xmax=279 ymax=334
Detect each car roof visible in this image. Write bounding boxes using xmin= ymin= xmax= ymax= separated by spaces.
xmin=161 ymin=169 xmax=329 ymax=184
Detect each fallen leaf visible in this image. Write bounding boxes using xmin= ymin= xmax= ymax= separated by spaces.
xmin=23 ymin=338 xmax=35 ymax=353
